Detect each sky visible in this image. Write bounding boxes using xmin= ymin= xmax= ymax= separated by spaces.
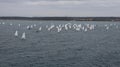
xmin=0 ymin=0 xmax=120 ymax=17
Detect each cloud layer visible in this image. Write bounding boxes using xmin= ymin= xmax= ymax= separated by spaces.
xmin=0 ymin=0 xmax=120 ymax=17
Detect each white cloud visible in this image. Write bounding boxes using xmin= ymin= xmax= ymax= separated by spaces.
xmin=25 ymin=1 xmax=85 ymax=6
xmin=22 ymin=0 xmax=120 ymax=8
xmin=0 ymin=0 xmax=120 ymax=16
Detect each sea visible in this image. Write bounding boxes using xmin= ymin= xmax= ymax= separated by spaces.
xmin=0 ymin=20 xmax=120 ymax=67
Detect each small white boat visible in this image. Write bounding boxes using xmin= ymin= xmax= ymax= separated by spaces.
xmin=10 ymin=23 xmax=13 ymax=26
xmin=39 ymin=27 xmax=42 ymax=31
xmin=18 ymin=24 xmax=21 ymax=27
xmin=34 ymin=24 xmax=36 ymax=27
xmin=106 ymin=26 xmax=109 ymax=30
xmin=30 ymin=25 xmax=33 ymax=28
xmin=14 ymin=30 xmax=18 ymax=37
xmin=2 ymin=22 xmax=5 ymax=24
xmin=27 ymin=26 xmax=30 ymax=29
xmin=21 ymin=32 xmax=26 ymax=40
xmin=84 ymin=28 xmax=88 ymax=32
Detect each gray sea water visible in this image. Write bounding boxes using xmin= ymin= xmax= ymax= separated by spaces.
xmin=0 ymin=20 xmax=120 ymax=67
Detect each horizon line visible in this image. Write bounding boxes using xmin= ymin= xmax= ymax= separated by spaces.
xmin=1 ymin=16 xmax=120 ymax=17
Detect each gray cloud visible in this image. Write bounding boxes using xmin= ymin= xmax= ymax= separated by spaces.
xmin=0 ymin=0 xmax=120 ymax=16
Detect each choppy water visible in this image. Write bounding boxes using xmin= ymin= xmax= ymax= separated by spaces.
xmin=0 ymin=20 xmax=120 ymax=67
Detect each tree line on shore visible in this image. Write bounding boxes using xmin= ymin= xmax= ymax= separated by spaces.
xmin=0 ymin=17 xmax=120 ymax=21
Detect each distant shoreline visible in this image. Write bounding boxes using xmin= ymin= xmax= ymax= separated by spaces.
xmin=0 ymin=17 xmax=120 ymax=21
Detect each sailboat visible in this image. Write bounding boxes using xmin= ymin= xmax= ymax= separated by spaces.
xmin=14 ymin=30 xmax=18 ymax=37
xmin=27 ymin=26 xmax=30 ymax=30
xmin=2 ymin=22 xmax=5 ymax=25
xmin=18 ymin=24 xmax=21 ymax=27
xmin=10 ymin=23 xmax=13 ymax=26
xmin=21 ymin=32 xmax=26 ymax=40
xmin=39 ymin=27 xmax=42 ymax=31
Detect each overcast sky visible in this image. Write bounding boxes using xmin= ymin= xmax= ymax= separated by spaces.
xmin=0 ymin=0 xmax=120 ymax=17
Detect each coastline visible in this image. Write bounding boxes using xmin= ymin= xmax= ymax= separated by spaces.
xmin=0 ymin=17 xmax=120 ymax=21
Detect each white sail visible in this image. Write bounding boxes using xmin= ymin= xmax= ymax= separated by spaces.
xmin=106 ymin=26 xmax=109 ymax=30
xmin=10 ymin=23 xmax=13 ymax=26
xmin=14 ymin=30 xmax=18 ymax=37
xmin=18 ymin=24 xmax=21 ymax=27
xmin=84 ymin=28 xmax=88 ymax=32
xmin=34 ymin=24 xmax=36 ymax=27
xmin=30 ymin=25 xmax=33 ymax=28
xmin=27 ymin=26 xmax=30 ymax=29
xmin=2 ymin=22 xmax=5 ymax=24
xmin=39 ymin=27 xmax=42 ymax=31
xmin=21 ymin=32 xmax=26 ymax=40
